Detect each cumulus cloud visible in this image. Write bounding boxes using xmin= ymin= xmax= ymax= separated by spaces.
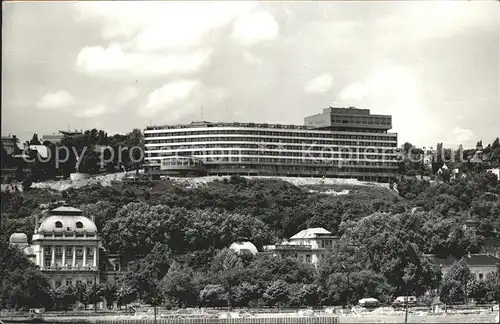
xmin=74 ymin=2 xmax=258 ymax=47
xmin=36 ymin=90 xmax=76 ymax=110
xmin=337 ymin=82 xmax=367 ymax=101
xmin=76 ymin=45 xmax=212 ymax=77
xmin=116 ymin=86 xmax=139 ymax=105
xmin=453 ymin=126 xmax=476 ymax=143
xmin=304 ymin=74 xmax=333 ymax=93
xmin=77 ymin=105 xmax=109 ymax=118
xmin=73 ymin=2 xmax=263 ymax=78
xmin=232 ymin=10 xmax=280 ymax=45
xmin=337 ymin=66 xmax=420 ymax=102
xmin=142 ymin=80 xmax=200 ymax=116
xmin=375 ymin=2 xmax=493 ymax=43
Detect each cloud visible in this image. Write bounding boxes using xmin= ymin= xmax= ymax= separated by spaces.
xmin=243 ymin=51 xmax=262 ymax=65
xmin=304 ymin=74 xmax=333 ymax=93
xmin=74 ymin=2 xmax=258 ymax=48
xmin=74 ymin=2 xmax=262 ymax=78
xmin=453 ymin=126 xmax=476 ymax=143
xmin=76 ymin=45 xmax=212 ymax=78
xmin=337 ymin=82 xmax=368 ymax=101
xmin=375 ymin=2 xmax=493 ymax=43
xmin=142 ymin=80 xmax=200 ymax=116
xmin=232 ymin=10 xmax=280 ymax=45
xmin=77 ymin=104 xmax=109 ymax=118
xmin=36 ymin=90 xmax=76 ymax=110
xmin=338 ymin=66 xmax=421 ymax=101
xmin=116 ymin=86 xmax=139 ymax=105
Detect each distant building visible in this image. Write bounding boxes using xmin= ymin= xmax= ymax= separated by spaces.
xmin=1 ymin=135 xmax=19 ymax=155
xmin=429 ymin=254 xmax=499 ymax=281
xmin=42 ymin=130 xmax=82 ymax=144
xmin=487 ymin=168 xmax=500 ymax=180
xmin=10 ymin=206 xmax=100 ymax=288
xmin=144 ymin=107 xmax=399 ymax=182
xmin=483 ymin=237 xmax=500 ymax=259
xmin=262 ymin=227 xmax=339 ymax=266
xmin=9 ymin=204 xmax=137 ymax=308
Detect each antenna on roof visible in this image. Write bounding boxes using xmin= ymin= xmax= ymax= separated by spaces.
xmin=200 ymin=105 xmax=204 ymax=121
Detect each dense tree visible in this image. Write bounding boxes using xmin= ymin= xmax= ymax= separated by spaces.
xmin=209 ymin=248 xmax=245 ymax=309
xmin=263 ymin=280 xmax=289 ymax=308
xmin=2 ymin=158 xmax=500 ymax=310
xmin=0 ymin=246 xmax=50 ymax=309
xmin=439 ymin=259 xmax=472 ymax=304
xmin=159 ymin=262 xmax=199 ymax=308
xmin=199 ymin=284 xmax=227 ymax=307
xmin=50 ymin=285 xmax=77 ymax=311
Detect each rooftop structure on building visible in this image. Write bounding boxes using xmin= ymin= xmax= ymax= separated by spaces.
xmin=428 ymin=253 xmax=499 ymax=280
xmin=144 ymin=106 xmax=398 ymax=182
xmin=42 ymin=130 xmax=82 ymax=144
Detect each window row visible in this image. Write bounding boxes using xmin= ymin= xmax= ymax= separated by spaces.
xmin=44 ymin=246 xmax=95 ymax=255
xmin=144 ymin=131 xmax=396 ymax=140
xmin=146 ymin=143 xmax=397 ymax=151
xmin=146 ymin=138 xmax=397 ymax=147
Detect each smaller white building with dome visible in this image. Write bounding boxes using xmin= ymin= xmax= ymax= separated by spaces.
xmin=229 ymin=238 xmax=258 ymax=255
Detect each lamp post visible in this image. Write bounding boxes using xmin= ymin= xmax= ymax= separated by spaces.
xmin=402 ymin=276 xmax=410 ymax=324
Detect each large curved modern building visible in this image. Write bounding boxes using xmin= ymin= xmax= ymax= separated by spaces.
xmin=144 ymin=107 xmax=399 ymax=182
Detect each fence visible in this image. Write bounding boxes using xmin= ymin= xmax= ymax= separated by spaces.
xmin=92 ymin=317 xmax=338 ymax=324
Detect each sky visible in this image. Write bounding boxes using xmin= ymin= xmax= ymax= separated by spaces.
xmin=2 ymin=1 xmax=499 ymax=148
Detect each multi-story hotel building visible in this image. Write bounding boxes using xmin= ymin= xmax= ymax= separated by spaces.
xmin=144 ymin=107 xmax=399 ymax=182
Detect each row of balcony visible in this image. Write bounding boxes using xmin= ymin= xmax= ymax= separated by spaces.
xmin=41 ymin=264 xmax=98 ymax=271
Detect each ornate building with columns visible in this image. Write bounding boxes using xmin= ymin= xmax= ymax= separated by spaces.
xmin=10 ymin=206 xmax=100 ymax=288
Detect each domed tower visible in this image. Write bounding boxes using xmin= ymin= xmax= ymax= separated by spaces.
xmin=229 ymin=237 xmax=258 ymax=256
xmin=31 ymin=206 xmax=100 ymax=288
xmin=9 ymin=232 xmax=29 ymax=249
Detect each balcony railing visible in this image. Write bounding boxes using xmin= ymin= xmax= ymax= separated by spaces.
xmin=41 ymin=265 xmax=98 ymax=271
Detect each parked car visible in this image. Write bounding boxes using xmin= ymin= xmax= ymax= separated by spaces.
xmin=358 ymin=297 xmax=380 ymax=308
xmin=392 ymin=296 xmax=417 ymax=307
